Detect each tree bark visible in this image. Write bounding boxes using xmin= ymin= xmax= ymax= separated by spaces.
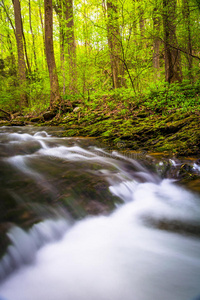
xmin=53 ymin=0 xmax=66 ymax=94
xmin=22 ymin=24 xmax=31 ymax=75
xmin=163 ymin=0 xmax=182 ymax=83
xmin=106 ymin=0 xmax=124 ymax=89
xmin=7 ymin=32 xmax=17 ymax=76
xmin=38 ymin=0 xmax=46 ymax=69
xmin=182 ymin=0 xmax=193 ymax=80
xmin=44 ymin=0 xmax=61 ymax=109
xmin=39 ymin=1 xmax=45 ymax=44
xmin=29 ymin=0 xmax=37 ymax=72
xmin=138 ymin=1 xmax=145 ymax=37
xmin=153 ymin=6 xmax=161 ymax=77
xmin=65 ymin=0 xmax=77 ymax=93
xmin=12 ymin=0 xmax=28 ymax=106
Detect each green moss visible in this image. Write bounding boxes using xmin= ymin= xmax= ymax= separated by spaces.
xmin=35 ymin=83 xmax=200 ymax=156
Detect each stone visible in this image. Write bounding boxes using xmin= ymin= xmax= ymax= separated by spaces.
xmin=43 ymin=111 xmax=56 ymax=121
xmin=73 ymin=107 xmax=81 ymax=113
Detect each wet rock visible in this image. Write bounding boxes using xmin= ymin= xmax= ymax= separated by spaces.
xmin=0 ymin=225 xmax=10 ymax=259
xmin=30 ymin=116 xmax=42 ymax=123
xmin=184 ymin=179 xmax=200 ymax=194
xmin=43 ymin=111 xmax=56 ymax=121
xmin=143 ymin=216 xmax=200 ymax=238
xmin=195 ymin=159 xmax=200 ymax=166
xmin=85 ymin=200 xmax=110 ymax=215
xmin=178 ymin=163 xmax=195 ymax=178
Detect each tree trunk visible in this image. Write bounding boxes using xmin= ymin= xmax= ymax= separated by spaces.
xmin=44 ymin=0 xmax=61 ymax=109
xmin=153 ymin=6 xmax=161 ymax=77
xmin=106 ymin=0 xmax=124 ymax=89
xmin=60 ymin=19 xmax=66 ymax=94
xmin=182 ymin=0 xmax=193 ymax=80
xmin=12 ymin=0 xmax=28 ymax=106
xmin=29 ymin=0 xmax=37 ymax=72
xmin=65 ymin=0 xmax=77 ymax=93
xmin=53 ymin=0 xmax=66 ymax=94
xmin=7 ymin=32 xmax=17 ymax=76
xmin=1 ymin=0 xmax=15 ymax=33
xmin=163 ymin=0 xmax=182 ymax=83
xmin=22 ymin=24 xmax=31 ymax=75
xmin=138 ymin=1 xmax=145 ymax=37
xmin=38 ymin=0 xmax=46 ymax=69
xmin=39 ymin=1 xmax=45 ymax=43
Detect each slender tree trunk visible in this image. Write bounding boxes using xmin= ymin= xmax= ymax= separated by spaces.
xmin=53 ymin=0 xmax=66 ymax=93
xmin=65 ymin=0 xmax=77 ymax=93
xmin=38 ymin=0 xmax=46 ymax=69
xmin=60 ymin=20 xmax=66 ymax=94
xmin=182 ymin=0 xmax=193 ymax=80
xmin=1 ymin=0 xmax=15 ymax=33
xmin=7 ymin=32 xmax=17 ymax=76
xmin=106 ymin=0 xmax=125 ymax=89
xmin=163 ymin=0 xmax=182 ymax=83
xmin=39 ymin=2 xmax=45 ymax=42
xmin=29 ymin=0 xmax=37 ymax=72
xmin=54 ymin=0 xmax=76 ymax=94
xmin=12 ymin=0 xmax=28 ymax=106
xmin=44 ymin=0 xmax=61 ymax=109
xmin=82 ymin=0 xmax=89 ymax=95
xmin=153 ymin=6 xmax=161 ymax=77
xmin=22 ymin=25 xmax=31 ymax=75
xmin=138 ymin=1 xmax=145 ymax=37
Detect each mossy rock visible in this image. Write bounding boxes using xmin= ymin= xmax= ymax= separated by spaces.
xmin=0 ymin=120 xmax=11 ymax=126
xmin=11 ymin=120 xmax=25 ymax=126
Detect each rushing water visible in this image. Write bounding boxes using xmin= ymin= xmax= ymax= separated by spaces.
xmin=0 ymin=126 xmax=200 ymax=300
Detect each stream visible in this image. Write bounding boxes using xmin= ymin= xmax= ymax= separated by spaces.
xmin=0 ymin=126 xmax=200 ymax=300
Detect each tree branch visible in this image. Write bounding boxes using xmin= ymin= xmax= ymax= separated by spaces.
xmin=0 ymin=108 xmax=12 ymax=120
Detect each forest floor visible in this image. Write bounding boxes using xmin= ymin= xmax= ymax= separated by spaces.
xmin=0 ymin=86 xmax=200 ymax=157
xmin=46 ymin=100 xmax=200 ymax=157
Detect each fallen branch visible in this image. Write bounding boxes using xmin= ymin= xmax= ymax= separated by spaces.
xmin=0 ymin=108 xmax=12 ymax=120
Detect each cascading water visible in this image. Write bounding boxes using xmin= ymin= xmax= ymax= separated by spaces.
xmin=0 ymin=126 xmax=200 ymax=300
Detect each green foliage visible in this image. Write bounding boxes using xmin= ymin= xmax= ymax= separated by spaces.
xmin=62 ymin=93 xmax=82 ymax=103
xmin=0 ymin=0 xmax=200 ymax=114
xmin=0 ymin=75 xmax=21 ymax=111
xmin=27 ymin=76 xmax=50 ymax=106
xmin=142 ymin=81 xmax=200 ymax=113
xmin=195 ymin=0 xmax=200 ymax=10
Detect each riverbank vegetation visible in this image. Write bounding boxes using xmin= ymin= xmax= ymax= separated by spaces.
xmin=42 ymin=81 xmax=200 ymax=156
xmin=0 ymin=0 xmax=200 ymax=155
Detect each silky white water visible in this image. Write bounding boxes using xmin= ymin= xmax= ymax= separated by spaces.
xmin=0 ymin=127 xmax=200 ymax=300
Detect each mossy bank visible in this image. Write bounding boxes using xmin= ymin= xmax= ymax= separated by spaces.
xmin=1 ymin=82 xmax=200 ymax=157
xmin=44 ymin=85 xmax=200 ymax=157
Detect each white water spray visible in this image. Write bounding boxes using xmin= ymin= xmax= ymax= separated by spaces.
xmin=0 ymin=129 xmax=200 ymax=300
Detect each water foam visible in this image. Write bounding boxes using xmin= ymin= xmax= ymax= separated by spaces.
xmin=0 ymin=129 xmax=200 ymax=300
xmin=0 ymin=179 xmax=200 ymax=300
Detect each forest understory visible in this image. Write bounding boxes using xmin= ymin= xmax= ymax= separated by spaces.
xmin=1 ymin=85 xmax=200 ymax=158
